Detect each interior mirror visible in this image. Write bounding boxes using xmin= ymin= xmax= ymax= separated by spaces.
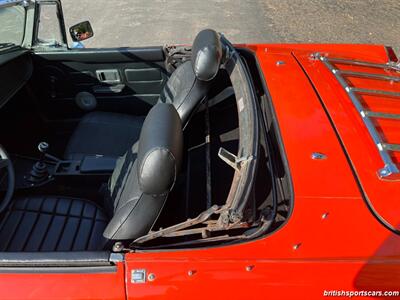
xmin=69 ymin=21 xmax=94 ymax=42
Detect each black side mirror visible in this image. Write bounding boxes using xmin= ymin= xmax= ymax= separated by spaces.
xmin=69 ymin=21 xmax=94 ymax=42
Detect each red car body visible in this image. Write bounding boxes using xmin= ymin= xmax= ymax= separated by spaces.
xmin=0 ymin=43 xmax=399 ymax=299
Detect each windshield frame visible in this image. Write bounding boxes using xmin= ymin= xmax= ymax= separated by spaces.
xmin=32 ymin=0 xmax=68 ymax=49
xmin=0 ymin=0 xmax=30 ymax=48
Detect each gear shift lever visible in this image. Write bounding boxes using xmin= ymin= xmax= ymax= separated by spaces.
xmin=27 ymin=142 xmax=50 ymax=183
xmin=38 ymin=142 xmax=49 ymax=160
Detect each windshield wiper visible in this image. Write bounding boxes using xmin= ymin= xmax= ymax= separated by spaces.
xmin=0 ymin=43 xmax=17 ymax=50
xmin=0 ymin=43 xmax=16 ymax=50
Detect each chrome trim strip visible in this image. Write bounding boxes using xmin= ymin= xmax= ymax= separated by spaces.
xmin=351 ymin=87 xmax=400 ymax=98
xmin=365 ymin=111 xmax=400 ymax=120
xmin=383 ymin=144 xmax=400 ymax=152
xmin=329 ymin=57 xmax=400 ymax=72
xmin=318 ymin=54 xmax=400 ymax=178
xmin=339 ymin=70 xmax=400 ymax=82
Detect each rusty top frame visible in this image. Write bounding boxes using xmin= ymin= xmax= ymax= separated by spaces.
xmin=132 ymin=35 xmax=262 ymax=248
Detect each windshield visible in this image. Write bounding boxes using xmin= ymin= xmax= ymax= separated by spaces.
xmin=0 ymin=5 xmax=26 ymax=47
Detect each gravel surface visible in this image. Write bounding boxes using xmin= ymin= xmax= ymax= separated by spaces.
xmin=62 ymin=0 xmax=399 ymax=54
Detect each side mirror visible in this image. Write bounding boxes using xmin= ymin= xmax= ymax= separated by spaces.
xmin=69 ymin=21 xmax=94 ymax=42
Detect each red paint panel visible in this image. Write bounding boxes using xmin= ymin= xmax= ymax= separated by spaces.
xmin=251 ymin=51 xmax=360 ymax=199
xmin=0 ymin=263 xmax=126 ymax=300
xmin=295 ymin=51 xmax=400 ymax=231
xmin=125 ymin=258 xmax=400 ymax=300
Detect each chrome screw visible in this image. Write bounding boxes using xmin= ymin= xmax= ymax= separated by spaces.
xmin=311 ymin=152 xmax=327 ymax=160
xmin=379 ymin=169 xmax=389 ymax=177
xmin=246 ymin=265 xmax=255 ymax=272
xmin=293 ymin=243 xmax=301 ymax=250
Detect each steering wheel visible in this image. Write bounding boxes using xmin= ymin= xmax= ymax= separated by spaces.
xmin=0 ymin=145 xmax=15 ymax=214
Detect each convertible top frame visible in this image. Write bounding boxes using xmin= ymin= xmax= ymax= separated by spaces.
xmin=131 ymin=36 xmax=263 ymax=248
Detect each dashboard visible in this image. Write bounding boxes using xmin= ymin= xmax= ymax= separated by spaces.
xmin=0 ymin=49 xmax=33 ymax=109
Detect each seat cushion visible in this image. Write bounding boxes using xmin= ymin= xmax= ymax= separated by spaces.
xmin=65 ymin=112 xmax=145 ymax=160
xmin=159 ymin=61 xmax=210 ymax=125
xmin=0 ymin=196 xmax=108 ymax=252
xmin=103 ymin=103 xmax=183 ymax=241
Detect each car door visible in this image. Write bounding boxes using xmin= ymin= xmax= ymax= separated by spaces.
xmin=30 ymin=0 xmax=169 ymax=121
xmin=31 ymin=47 xmax=169 ymax=120
xmin=0 ymin=252 xmax=126 ymax=300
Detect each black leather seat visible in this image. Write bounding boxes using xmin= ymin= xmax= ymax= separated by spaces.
xmin=64 ymin=29 xmax=222 ymax=160
xmin=0 ymin=196 xmax=108 ymax=252
xmin=103 ymin=103 xmax=182 ymax=240
xmin=0 ymin=103 xmax=183 ymax=251
xmin=65 ymin=112 xmax=145 ymax=160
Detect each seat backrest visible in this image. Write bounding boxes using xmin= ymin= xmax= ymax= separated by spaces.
xmin=103 ymin=103 xmax=183 ymax=241
xmin=159 ymin=29 xmax=223 ymax=125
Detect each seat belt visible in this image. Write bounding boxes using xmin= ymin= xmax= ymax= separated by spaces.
xmin=198 ymin=86 xmax=235 ymax=112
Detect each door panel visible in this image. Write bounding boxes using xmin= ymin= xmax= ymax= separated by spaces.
xmin=0 ymin=264 xmax=126 ymax=300
xmin=0 ymin=251 xmax=125 ymax=300
xmin=31 ymin=47 xmax=169 ymax=120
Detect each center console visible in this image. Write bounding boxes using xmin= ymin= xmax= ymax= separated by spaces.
xmin=11 ymin=142 xmax=117 ymax=191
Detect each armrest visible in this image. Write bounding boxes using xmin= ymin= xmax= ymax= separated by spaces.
xmin=80 ymin=156 xmax=117 ymax=174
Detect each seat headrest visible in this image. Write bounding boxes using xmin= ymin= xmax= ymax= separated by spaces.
xmin=137 ymin=103 xmax=183 ymax=195
xmin=191 ymin=29 xmax=223 ymax=82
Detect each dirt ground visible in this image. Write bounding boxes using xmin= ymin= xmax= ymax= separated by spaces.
xmin=61 ymin=0 xmax=399 ymax=55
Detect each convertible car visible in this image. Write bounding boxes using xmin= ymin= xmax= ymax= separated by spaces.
xmin=0 ymin=0 xmax=399 ymax=299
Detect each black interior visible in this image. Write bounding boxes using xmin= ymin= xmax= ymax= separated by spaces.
xmin=0 ymin=31 xmax=293 ymax=254
xmin=0 ymin=196 xmax=108 ymax=252
xmin=31 ymin=48 xmax=168 ymax=119
xmin=63 ymin=29 xmax=223 ymax=161
xmin=0 ymin=30 xmax=241 ymax=252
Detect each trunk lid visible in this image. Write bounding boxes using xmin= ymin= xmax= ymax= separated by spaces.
xmin=295 ymin=48 xmax=400 ymax=232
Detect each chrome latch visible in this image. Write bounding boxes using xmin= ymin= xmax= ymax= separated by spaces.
xmin=131 ymin=269 xmax=147 ymax=284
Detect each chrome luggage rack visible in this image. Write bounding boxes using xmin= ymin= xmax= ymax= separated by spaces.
xmin=313 ymin=53 xmax=400 ymax=179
